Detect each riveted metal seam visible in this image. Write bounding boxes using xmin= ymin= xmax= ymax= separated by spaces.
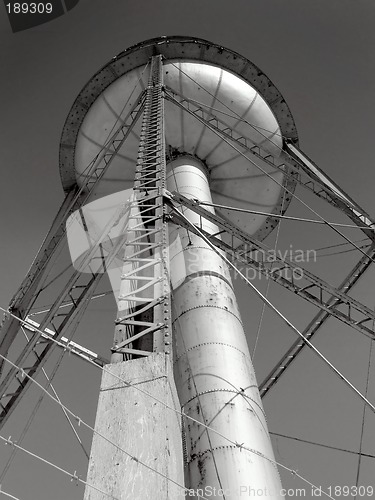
xmin=171 ymin=269 xmax=234 ymax=294
xmin=186 ymin=445 xmax=247 ymax=466
xmin=173 ymin=341 xmax=249 ymax=363
xmin=181 ymin=387 xmax=259 ymax=407
xmin=173 ymin=304 xmax=242 ymax=327
xmin=186 ymin=443 xmax=279 ymax=471
xmin=181 ymin=389 xmax=268 ymax=427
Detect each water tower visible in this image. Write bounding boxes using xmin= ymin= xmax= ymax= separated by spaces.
xmin=3 ymin=36 xmax=374 ymax=499
xmin=59 ymin=35 xmax=298 ymax=499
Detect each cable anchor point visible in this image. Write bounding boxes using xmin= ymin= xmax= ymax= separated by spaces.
xmin=235 ymin=441 xmax=245 ymax=451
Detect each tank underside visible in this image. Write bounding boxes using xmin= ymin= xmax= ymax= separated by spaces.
xmin=60 ymin=36 xmax=298 ymax=243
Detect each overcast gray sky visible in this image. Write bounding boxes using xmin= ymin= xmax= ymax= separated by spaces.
xmin=0 ymin=1 xmax=375 ymax=499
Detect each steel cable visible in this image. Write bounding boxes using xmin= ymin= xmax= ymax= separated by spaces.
xmin=0 ymin=306 xmax=337 ymax=500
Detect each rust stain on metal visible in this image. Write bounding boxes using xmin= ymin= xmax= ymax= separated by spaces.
xmin=197 ymin=457 xmax=207 ymax=485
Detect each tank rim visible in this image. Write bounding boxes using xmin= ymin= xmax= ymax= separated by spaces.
xmin=59 ymin=35 xmax=299 ymax=242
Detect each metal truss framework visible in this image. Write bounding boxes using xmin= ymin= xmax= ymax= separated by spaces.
xmin=163 ymin=87 xmax=375 ymax=243
xmin=0 ymin=236 xmax=109 ymax=429
xmin=166 ymin=192 xmax=375 ymax=390
xmin=0 ymin=89 xmax=146 ymax=430
xmin=166 ymin=192 xmax=375 ymax=337
xmin=1 ymin=55 xmax=374 ymax=429
xmin=111 ymin=54 xmax=171 ymax=361
xmin=259 ymin=244 xmax=375 ymax=397
xmin=162 ymin=86 xmax=375 ymax=396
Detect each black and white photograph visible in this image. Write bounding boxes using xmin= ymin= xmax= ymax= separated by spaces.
xmin=0 ymin=1 xmax=374 ymax=499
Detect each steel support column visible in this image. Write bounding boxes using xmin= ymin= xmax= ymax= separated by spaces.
xmin=168 ymin=156 xmax=283 ymax=498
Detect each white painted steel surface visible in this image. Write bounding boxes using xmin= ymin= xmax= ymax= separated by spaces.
xmin=168 ymin=156 xmax=283 ymax=498
xmin=74 ymin=61 xmax=286 ymax=240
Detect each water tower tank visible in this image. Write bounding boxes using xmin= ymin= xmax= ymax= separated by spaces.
xmin=59 ymin=36 xmax=298 ymax=242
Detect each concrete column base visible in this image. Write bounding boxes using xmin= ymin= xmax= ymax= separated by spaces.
xmin=84 ymin=353 xmax=184 ymax=499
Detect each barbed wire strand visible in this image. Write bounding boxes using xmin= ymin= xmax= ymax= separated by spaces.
xmin=31 ymin=62 xmax=150 ymax=299
xmin=252 ymin=190 xmax=286 ymax=359
xmin=0 ymin=352 xmax=216 ymax=500
xmin=24 ymin=236 xmax=373 ymax=320
xmin=35 ymin=63 xmax=149 ymax=295
xmin=76 ymin=61 xmax=149 ymax=182
xmin=167 ymin=90 xmax=375 ymax=266
xmin=0 ymin=435 xmax=119 ymax=500
xmin=170 ymin=206 xmax=375 ymax=417
xmin=167 ymin=60 xmax=374 ymax=231
xmin=270 ymin=431 xmax=375 ymax=460
xmin=0 ymin=327 xmax=85 ymax=484
xmin=0 ymin=308 xmax=336 ymax=499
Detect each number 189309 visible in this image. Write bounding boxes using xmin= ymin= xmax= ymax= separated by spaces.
xmin=326 ymin=486 xmax=374 ymax=497
xmin=6 ymin=3 xmax=53 ymax=14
